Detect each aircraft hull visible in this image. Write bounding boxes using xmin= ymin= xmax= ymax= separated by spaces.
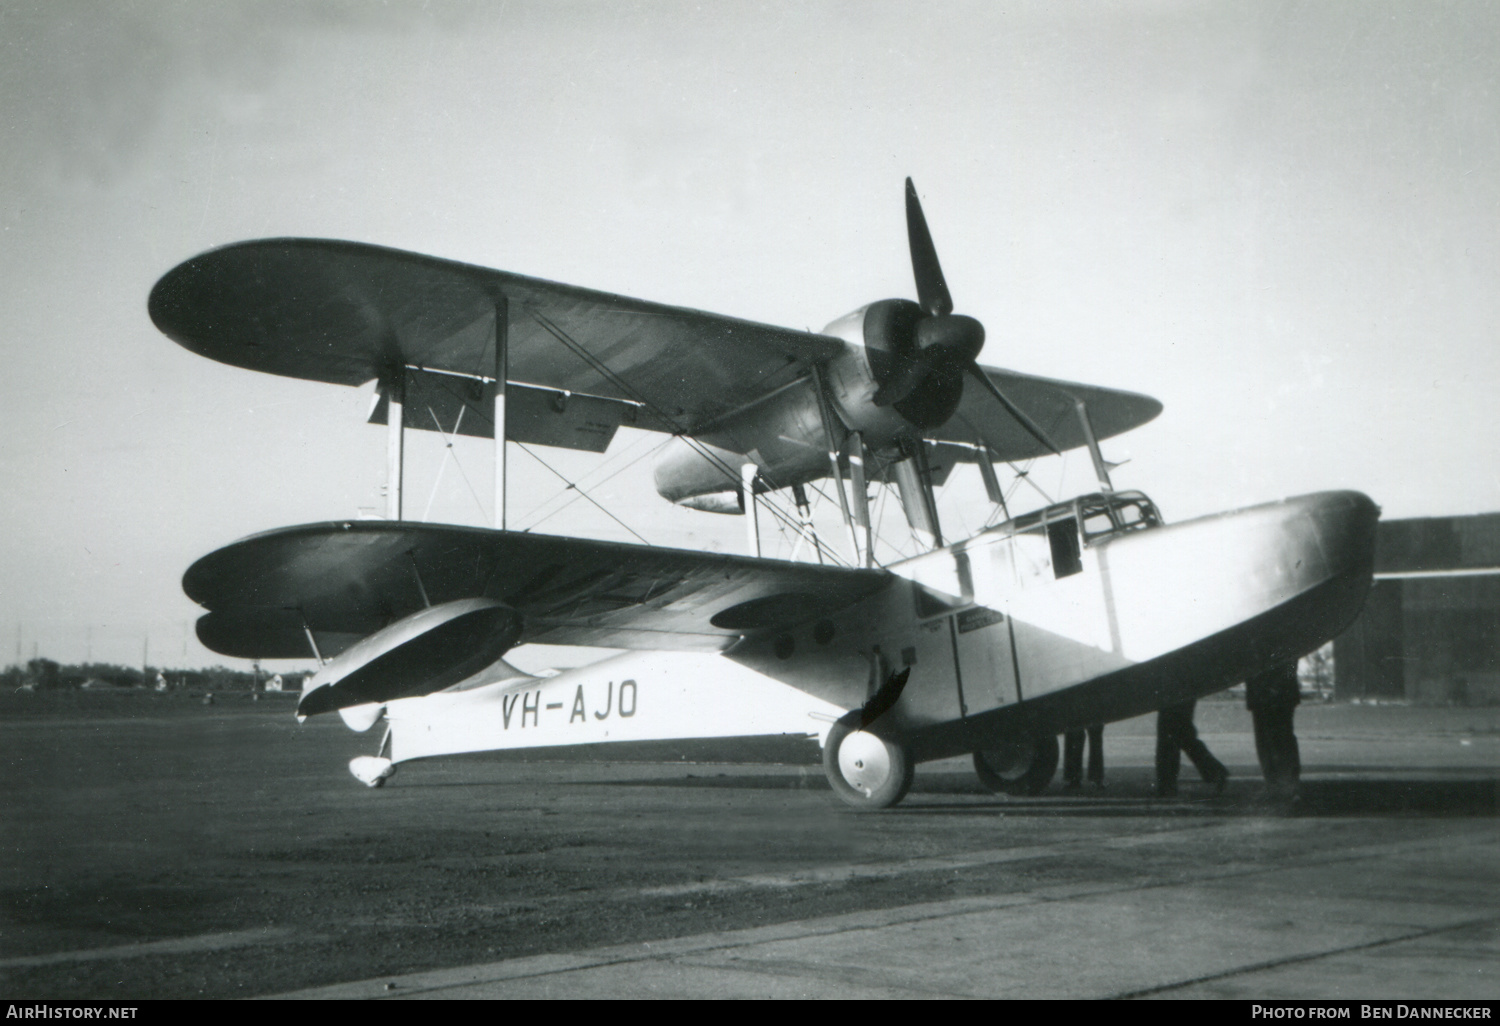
xmin=730 ymin=490 xmax=1378 ymax=760
xmin=907 ymin=557 xmax=1373 ymax=762
xmin=364 ymin=491 xmax=1373 ymax=773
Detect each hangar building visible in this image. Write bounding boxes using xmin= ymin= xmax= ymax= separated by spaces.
xmin=1334 ymin=512 xmax=1500 ymax=705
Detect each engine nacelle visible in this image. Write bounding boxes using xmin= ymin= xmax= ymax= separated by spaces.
xmin=652 ymin=300 xmax=973 ymax=510
xmin=824 ymin=299 xmax=973 ymax=431
xmin=653 ymin=439 xmax=754 ymax=513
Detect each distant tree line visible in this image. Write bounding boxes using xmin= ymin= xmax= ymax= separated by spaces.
xmin=3 ymin=658 xmax=291 ymax=692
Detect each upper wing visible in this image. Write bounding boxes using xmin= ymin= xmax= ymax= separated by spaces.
xmin=933 ymin=366 xmax=1162 ymax=460
xmin=149 ymin=238 xmax=843 ymax=445
xmin=185 ymin=521 xmax=890 ymax=659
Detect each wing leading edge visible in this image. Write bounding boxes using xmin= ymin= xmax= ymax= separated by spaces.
xmin=149 ymin=238 xmax=844 ymax=445
xmin=150 ymin=239 xmax=1161 ymax=462
xmin=933 ymin=366 xmax=1162 ymax=463
xmin=186 ymin=521 xmax=891 ymax=660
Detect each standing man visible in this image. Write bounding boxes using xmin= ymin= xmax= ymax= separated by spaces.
xmin=1246 ymin=661 xmax=1302 ymax=801
xmin=1062 ymin=724 xmax=1105 ymax=792
xmin=1156 ymin=701 xmax=1229 ymax=797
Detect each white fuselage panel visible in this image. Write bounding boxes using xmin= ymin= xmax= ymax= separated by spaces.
xmin=385 ymin=650 xmax=844 ymax=764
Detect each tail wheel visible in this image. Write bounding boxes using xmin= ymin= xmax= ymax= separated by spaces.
xmin=822 ymin=713 xmax=914 ymax=810
xmin=349 ymin=756 xmax=397 ymax=788
xmin=973 ymin=734 xmax=1059 ymax=796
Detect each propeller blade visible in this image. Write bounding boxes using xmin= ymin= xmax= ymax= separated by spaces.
xmin=905 ymin=178 xmax=953 ymax=317
xmin=965 ymin=364 xmax=1062 ymax=457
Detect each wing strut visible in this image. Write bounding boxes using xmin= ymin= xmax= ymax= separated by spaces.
xmin=383 ymin=370 xmax=405 ymax=520
xmin=742 ymin=463 xmax=761 ymax=557
xmin=791 ymin=484 xmax=823 ymax=564
xmin=1073 ymin=398 xmax=1114 ymax=494
xmin=848 ymin=432 xmax=874 ymax=568
xmin=976 ymin=444 xmax=1011 ymax=521
xmin=493 ymin=297 xmax=510 ymax=530
xmin=300 ymin=616 xmax=327 ymax=665
xmin=812 ymin=364 xmax=861 ymax=565
xmin=889 ymin=440 xmax=943 ymax=550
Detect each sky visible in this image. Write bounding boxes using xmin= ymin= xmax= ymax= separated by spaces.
xmin=1 ymin=0 xmax=1495 ymax=670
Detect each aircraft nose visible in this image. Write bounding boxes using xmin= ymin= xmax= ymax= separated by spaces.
xmin=1080 ymin=489 xmax=1379 ymax=671
xmin=1297 ymin=490 xmax=1380 ymax=581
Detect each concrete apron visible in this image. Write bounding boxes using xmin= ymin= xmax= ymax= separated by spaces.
xmin=268 ymin=823 xmax=1497 ymax=1000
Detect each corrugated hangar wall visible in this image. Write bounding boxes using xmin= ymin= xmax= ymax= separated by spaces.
xmin=1335 ymin=513 xmax=1500 ymax=705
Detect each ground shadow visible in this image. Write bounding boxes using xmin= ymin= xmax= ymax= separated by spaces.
xmin=582 ymin=769 xmax=1497 ymax=818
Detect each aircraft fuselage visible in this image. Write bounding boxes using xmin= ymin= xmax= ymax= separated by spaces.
xmin=727 ymin=488 xmax=1377 ymax=761
xmin=382 ymin=489 xmax=1377 ymax=779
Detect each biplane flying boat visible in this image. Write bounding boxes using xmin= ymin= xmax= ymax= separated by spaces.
xmin=149 ymin=180 xmax=1378 ymax=808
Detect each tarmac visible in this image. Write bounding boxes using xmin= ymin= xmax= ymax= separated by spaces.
xmin=1 ymin=692 xmax=1496 ymax=1000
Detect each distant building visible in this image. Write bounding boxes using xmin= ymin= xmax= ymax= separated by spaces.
xmin=1334 ymin=512 xmax=1500 ymax=705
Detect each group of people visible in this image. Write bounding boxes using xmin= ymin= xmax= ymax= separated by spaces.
xmin=1060 ymin=661 xmax=1304 ymax=802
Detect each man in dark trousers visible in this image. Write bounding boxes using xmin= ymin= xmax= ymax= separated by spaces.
xmin=1246 ymin=661 xmax=1302 ymax=801
xmin=1156 ymin=701 xmax=1229 ymax=797
xmin=1062 ymin=724 xmax=1104 ymax=791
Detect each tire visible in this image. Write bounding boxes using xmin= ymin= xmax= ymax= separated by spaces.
xmin=973 ymin=734 xmax=1059 ymax=796
xmin=822 ymin=713 xmax=914 ymax=810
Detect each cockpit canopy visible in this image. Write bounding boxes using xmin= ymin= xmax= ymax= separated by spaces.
xmin=1002 ymin=491 xmax=1163 ymax=544
xmin=989 ymin=491 xmax=1162 ymax=579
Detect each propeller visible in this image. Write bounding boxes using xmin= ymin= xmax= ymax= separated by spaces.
xmin=874 ymin=178 xmax=1060 ymax=457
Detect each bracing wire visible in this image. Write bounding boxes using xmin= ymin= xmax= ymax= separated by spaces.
xmin=786 ymin=482 xmax=825 ymax=563
xmin=871 ymin=479 xmax=899 ymax=562
xmin=422 ymin=405 xmax=489 ymax=522
xmin=408 ymin=311 xmax=865 ymax=569
xmin=514 ymin=441 xmax=653 ymax=546
xmin=512 ymin=432 xmax=671 ymax=531
xmin=529 ymin=310 xmax=849 ymax=567
xmin=402 ymin=356 xmax=659 ymax=533
xmin=420 ymin=405 xmax=459 ymax=522
xmin=934 ymin=465 xmax=966 ymax=541
xmin=1009 ymin=459 xmax=1054 ymax=507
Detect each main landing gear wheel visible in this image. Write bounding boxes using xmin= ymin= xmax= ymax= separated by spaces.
xmin=822 ymin=713 xmax=914 ymax=811
xmin=973 ymin=734 xmax=1059 ymax=796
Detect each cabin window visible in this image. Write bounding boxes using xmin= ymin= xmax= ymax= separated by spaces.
xmin=1119 ymin=499 xmax=1161 ymax=529
xmin=1082 ymin=507 xmax=1117 ymax=537
xmin=1077 ymin=493 xmax=1164 ymax=542
xmin=1047 ymin=517 xmax=1083 ymax=578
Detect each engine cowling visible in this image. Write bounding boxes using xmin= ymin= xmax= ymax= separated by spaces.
xmin=847 ymin=299 xmax=982 ymax=430
xmin=653 ymin=179 xmax=1081 ymax=518
xmin=653 ymin=300 xmax=979 ymax=510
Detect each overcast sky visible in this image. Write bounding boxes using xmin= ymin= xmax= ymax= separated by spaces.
xmin=1 ymin=1 xmax=1495 ymax=669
